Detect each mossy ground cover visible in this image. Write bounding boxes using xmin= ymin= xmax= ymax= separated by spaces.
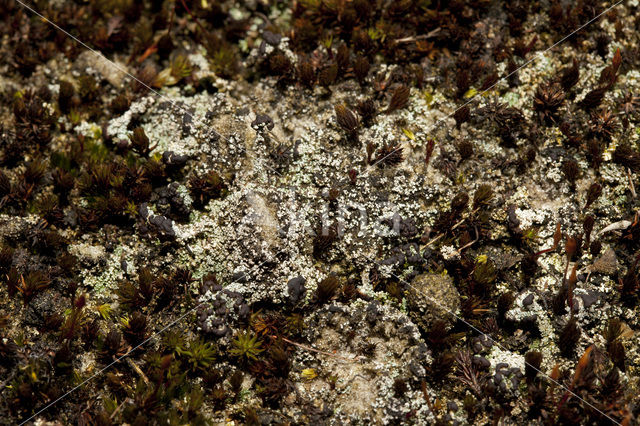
xmin=1 ymin=1 xmax=640 ymax=424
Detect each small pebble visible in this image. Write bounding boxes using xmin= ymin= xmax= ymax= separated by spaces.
xmin=522 ymin=293 xmax=534 ymax=306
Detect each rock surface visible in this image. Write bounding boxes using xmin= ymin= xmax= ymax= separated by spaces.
xmin=407 ymin=273 xmax=461 ymax=330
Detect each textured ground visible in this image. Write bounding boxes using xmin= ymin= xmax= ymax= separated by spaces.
xmin=1 ymin=1 xmax=640 ymax=425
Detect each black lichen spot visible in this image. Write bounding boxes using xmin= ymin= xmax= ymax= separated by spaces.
xmin=595 ymin=33 xmax=611 ymax=59
xmin=287 ymin=276 xmax=307 ymax=305
xmin=393 ymin=378 xmax=408 ymax=397
xmin=161 ymin=151 xmax=189 ymax=171
xmin=251 ymin=113 xmax=274 ymax=132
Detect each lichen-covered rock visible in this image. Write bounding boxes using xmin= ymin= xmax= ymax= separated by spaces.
xmin=589 ymin=247 xmax=618 ymax=275
xmin=406 ymin=273 xmax=460 ymax=331
xmin=296 ymin=300 xmax=431 ymax=424
xmin=3 ymin=1 xmax=640 ymax=424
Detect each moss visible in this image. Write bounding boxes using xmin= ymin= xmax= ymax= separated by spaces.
xmin=2 ymin=0 xmax=640 ymax=423
xmin=229 ymin=331 xmax=264 ymax=362
xmin=177 ymin=338 xmax=217 ymax=372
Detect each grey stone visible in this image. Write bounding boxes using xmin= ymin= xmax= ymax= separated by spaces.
xmin=590 ymin=248 xmax=618 ymax=275
xmin=522 ymin=293 xmax=534 ymax=306
xmin=406 ymin=273 xmax=460 ymax=331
